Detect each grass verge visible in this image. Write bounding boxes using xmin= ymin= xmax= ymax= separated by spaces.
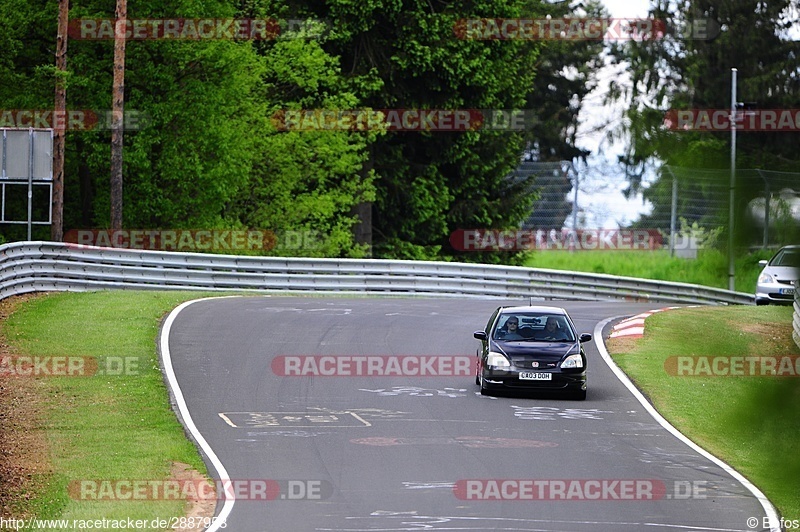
xmin=0 ymin=291 xmax=235 ymax=531
xmin=525 ymin=248 xmax=773 ymax=293
xmin=607 ymin=305 xmax=800 ymax=520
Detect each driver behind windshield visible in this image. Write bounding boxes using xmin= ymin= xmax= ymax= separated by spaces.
xmin=495 ymin=316 xmax=523 ymax=340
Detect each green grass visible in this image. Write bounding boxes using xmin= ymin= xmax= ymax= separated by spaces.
xmin=524 ymin=248 xmax=773 ymax=293
xmin=2 ymin=291 xmax=235 ymax=530
xmin=608 ymin=305 xmax=800 ymax=520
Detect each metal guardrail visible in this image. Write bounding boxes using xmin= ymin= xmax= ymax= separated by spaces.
xmin=794 ymin=281 xmax=800 ymax=350
xmin=0 ymin=241 xmax=755 ymax=305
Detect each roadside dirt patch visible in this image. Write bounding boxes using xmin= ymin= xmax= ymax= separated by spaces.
xmin=0 ymin=293 xmax=52 ymax=520
xmin=170 ymin=462 xmax=216 ymax=532
xmin=605 ymin=336 xmax=641 ymax=355
xmin=738 ymin=319 xmax=798 ymax=354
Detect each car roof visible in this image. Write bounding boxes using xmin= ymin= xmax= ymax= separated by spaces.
xmin=498 ymin=305 xmax=568 ymax=314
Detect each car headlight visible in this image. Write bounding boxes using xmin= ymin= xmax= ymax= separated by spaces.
xmin=486 ymin=352 xmax=511 ymax=368
xmin=758 ymin=272 xmax=774 ymax=284
xmin=561 ymin=353 xmax=584 ymax=369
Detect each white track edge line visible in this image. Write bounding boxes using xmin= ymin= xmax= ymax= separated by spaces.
xmin=160 ymin=297 xmax=238 ymax=532
xmin=594 ymin=315 xmax=781 ymax=532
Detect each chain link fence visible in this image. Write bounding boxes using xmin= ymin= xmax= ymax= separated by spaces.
xmin=508 ymin=162 xmax=798 ymax=252
xmin=638 ymin=166 xmax=800 ymax=250
xmin=508 ymin=161 xmax=576 ymax=231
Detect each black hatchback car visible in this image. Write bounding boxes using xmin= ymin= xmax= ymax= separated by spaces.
xmin=473 ymin=306 xmax=592 ymax=400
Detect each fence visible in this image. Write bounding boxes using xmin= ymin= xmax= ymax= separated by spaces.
xmin=651 ymin=166 xmax=799 ymax=251
xmin=0 ymin=241 xmax=754 ymax=305
xmin=508 ymin=162 xmax=799 ymax=253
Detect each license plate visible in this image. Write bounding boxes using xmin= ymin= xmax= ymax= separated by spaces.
xmin=780 ymin=288 xmax=795 ymax=295
xmin=519 ymin=372 xmax=552 ymax=381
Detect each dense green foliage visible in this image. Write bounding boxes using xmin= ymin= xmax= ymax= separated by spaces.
xmin=0 ymin=0 xmax=606 ymax=260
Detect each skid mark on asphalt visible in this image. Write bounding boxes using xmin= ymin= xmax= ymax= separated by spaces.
xmin=218 ymin=411 xmax=371 ymax=428
xmin=511 ymin=405 xmax=613 ymax=420
xmin=359 ymin=386 xmax=468 ymax=397
xmin=350 ymin=436 xmax=558 ymax=448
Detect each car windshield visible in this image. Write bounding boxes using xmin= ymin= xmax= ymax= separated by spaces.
xmin=493 ymin=313 xmax=575 ymax=342
xmin=771 ymin=249 xmax=800 ymax=268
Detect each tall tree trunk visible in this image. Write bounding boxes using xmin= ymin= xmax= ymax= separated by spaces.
xmin=110 ymin=0 xmax=127 ymax=229
xmin=52 ymin=0 xmax=69 ymax=241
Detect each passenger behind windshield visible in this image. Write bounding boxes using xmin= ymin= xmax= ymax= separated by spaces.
xmin=533 ymin=316 xmax=570 ymax=341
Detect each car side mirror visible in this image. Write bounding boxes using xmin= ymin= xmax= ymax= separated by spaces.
xmin=579 ymin=333 xmax=592 ymax=343
xmin=473 ymin=331 xmax=488 ymax=341
xmin=758 ymin=260 xmax=768 ymax=267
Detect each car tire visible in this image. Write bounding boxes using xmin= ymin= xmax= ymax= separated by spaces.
xmin=756 ymin=299 xmax=769 ymax=306
xmin=573 ymin=389 xmax=586 ymax=401
xmin=479 ymin=373 xmax=491 ymax=396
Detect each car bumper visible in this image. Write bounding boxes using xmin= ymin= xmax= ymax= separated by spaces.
xmin=755 ymin=283 xmax=795 ymax=305
xmin=482 ymin=368 xmax=586 ymax=392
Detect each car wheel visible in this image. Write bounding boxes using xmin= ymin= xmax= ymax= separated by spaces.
xmin=475 ymin=356 xmax=481 ymax=385
xmin=756 ymin=299 xmax=769 ymax=306
xmin=573 ymin=389 xmax=586 ymax=401
xmin=479 ymin=373 xmax=491 ymax=396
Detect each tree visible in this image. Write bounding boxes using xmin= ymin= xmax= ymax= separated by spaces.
xmin=609 ymin=0 xmax=800 ymax=191
xmin=52 ymin=0 xmax=69 ymax=241
xmin=280 ymin=0 xmax=548 ymax=261
xmin=110 ymin=0 xmax=126 ymax=229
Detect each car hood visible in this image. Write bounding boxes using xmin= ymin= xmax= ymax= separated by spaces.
xmin=763 ymin=265 xmax=800 ymax=282
xmin=491 ymin=340 xmax=577 ymax=362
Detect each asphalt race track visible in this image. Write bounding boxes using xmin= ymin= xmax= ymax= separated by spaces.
xmin=162 ymin=296 xmax=772 ymax=532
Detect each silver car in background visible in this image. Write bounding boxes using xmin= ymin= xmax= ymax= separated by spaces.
xmin=755 ymin=245 xmax=800 ymax=305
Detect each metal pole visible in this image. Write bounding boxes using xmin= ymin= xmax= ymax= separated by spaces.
xmin=569 ymin=165 xmax=578 ymax=253
xmin=669 ymin=167 xmax=677 ymax=257
xmin=572 ymin=169 xmax=578 ymax=230
xmin=728 ymin=68 xmax=737 ymax=291
xmin=28 ymin=129 xmax=34 ymax=240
